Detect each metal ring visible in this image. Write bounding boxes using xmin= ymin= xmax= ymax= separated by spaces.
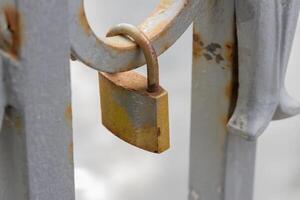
xmin=107 ymin=24 xmax=159 ymax=92
xmin=70 ymin=0 xmax=200 ymax=73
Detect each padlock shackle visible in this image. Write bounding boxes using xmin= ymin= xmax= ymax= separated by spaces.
xmin=106 ymin=24 xmax=159 ymax=93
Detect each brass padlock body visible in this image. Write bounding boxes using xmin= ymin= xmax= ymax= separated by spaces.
xmin=99 ymin=71 xmax=169 ymax=153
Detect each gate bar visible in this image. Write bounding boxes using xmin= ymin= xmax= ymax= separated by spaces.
xmin=0 ymin=1 xmax=75 ymax=199
xmin=189 ymin=1 xmax=256 ymax=199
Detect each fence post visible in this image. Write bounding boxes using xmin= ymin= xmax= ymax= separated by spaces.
xmin=189 ymin=1 xmax=256 ymax=200
xmin=0 ymin=1 xmax=75 ymax=199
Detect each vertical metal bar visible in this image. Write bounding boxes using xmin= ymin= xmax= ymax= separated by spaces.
xmin=189 ymin=1 xmax=256 ymax=200
xmin=0 ymin=1 xmax=75 ymax=199
xmin=224 ymin=134 xmax=256 ymax=200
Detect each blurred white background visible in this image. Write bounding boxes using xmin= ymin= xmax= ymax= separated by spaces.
xmin=71 ymin=1 xmax=300 ymax=200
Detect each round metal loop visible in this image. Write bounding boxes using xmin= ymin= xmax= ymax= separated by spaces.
xmin=70 ymin=0 xmax=200 ymax=73
xmin=107 ymin=24 xmax=159 ymax=92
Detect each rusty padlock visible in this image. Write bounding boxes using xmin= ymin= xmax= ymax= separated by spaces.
xmin=99 ymin=24 xmax=169 ymax=153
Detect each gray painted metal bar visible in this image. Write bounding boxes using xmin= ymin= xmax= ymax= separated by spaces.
xmin=0 ymin=1 xmax=75 ymax=200
xmin=189 ymin=1 xmax=256 ymax=200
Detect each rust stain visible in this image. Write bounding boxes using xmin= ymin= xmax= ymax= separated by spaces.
xmin=99 ymin=72 xmax=170 ymax=153
xmin=220 ymin=115 xmax=229 ymax=127
xmin=193 ymin=29 xmax=226 ymax=65
xmin=224 ymin=81 xmax=233 ymax=100
xmin=107 ymin=0 xmax=176 ymax=53
xmin=3 ymin=5 xmax=22 ymax=58
xmin=138 ymin=0 xmax=175 ymax=40
xmin=65 ymin=103 xmax=73 ymax=128
xmin=139 ymin=19 xmax=169 ymax=40
xmin=224 ymin=42 xmax=235 ymax=68
xmin=149 ymin=0 xmax=174 ymax=17
xmin=163 ymin=41 xmax=171 ymax=52
xmin=225 ymin=78 xmax=239 ymax=117
xmin=14 ymin=116 xmax=22 ymax=134
xmin=78 ymin=4 xmax=92 ymax=36
xmin=193 ymin=32 xmax=203 ymax=58
xmin=68 ymin=142 xmax=74 ymax=165
xmin=3 ymin=106 xmax=23 ymax=135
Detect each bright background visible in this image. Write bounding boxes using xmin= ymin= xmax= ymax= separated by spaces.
xmin=71 ymin=1 xmax=300 ymax=200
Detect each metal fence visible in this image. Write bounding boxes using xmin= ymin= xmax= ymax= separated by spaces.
xmin=0 ymin=0 xmax=299 ymax=200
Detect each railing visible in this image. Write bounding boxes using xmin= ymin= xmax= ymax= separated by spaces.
xmin=0 ymin=0 xmax=299 ymax=199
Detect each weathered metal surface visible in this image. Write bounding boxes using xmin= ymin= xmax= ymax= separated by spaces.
xmin=70 ymin=0 xmax=300 ymax=141
xmin=228 ymin=0 xmax=300 ymax=140
xmin=0 ymin=10 xmax=12 ymax=52
xmin=106 ymin=24 xmax=160 ymax=92
xmin=189 ymin=1 xmax=256 ymax=200
xmin=0 ymin=0 xmax=297 ymax=199
xmin=0 ymin=0 xmax=75 ymax=199
xmin=99 ymin=71 xmax=169 ymax=153
xmin=0 ymin=0 xmax=21 ymax=59
xmin=99 ymin=24 xmax=169 ymax=153
xmin=68 ymin=0 xmax=300 ymax=142
xmin=70 ymin=0 xmax=201 ymax=72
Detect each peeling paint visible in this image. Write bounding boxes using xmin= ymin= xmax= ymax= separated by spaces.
xmin=193 ymin=35 xmax=236 ymax=71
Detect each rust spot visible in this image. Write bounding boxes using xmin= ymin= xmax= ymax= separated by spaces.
xmin=224 ymin=42 xmax=235 ymax=68
xmin=68 ymin=142 xmax=74 ymax=165
xmin=138 ymin=0 xmax=176 ymax=40
xmin=193 ymin=32 xmax=203 ymax=58
xmin=14 ymin=116 xmax=22 ymax=134
xmin=3 ymin=106 xmax=23 ymax=135
xmin=2 ymin=6 xmax=22 ymax=58
xmin=225 ymin=78 xmax=239 ymax=117
xmin=78 ymin=4 xmax=92 ymax=36
xmin=193 ymin=30 xmax=226 ymax=65
xmin=220 ymin=115 xmax=229 ymax=127
xmin=224 ymin=81 xmax=233 ymax=100
xmin=65 ymin=103 xmax=73 ymax=128
xmin=219 ymin=114 xmax=230 ymax=133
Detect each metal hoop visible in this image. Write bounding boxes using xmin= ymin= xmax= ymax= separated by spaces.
xmin=70 ymin=0 xmax=200 ymax=72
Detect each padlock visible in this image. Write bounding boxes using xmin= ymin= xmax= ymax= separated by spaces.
xmin=99 ymin=24 xmax=170 ymax=153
